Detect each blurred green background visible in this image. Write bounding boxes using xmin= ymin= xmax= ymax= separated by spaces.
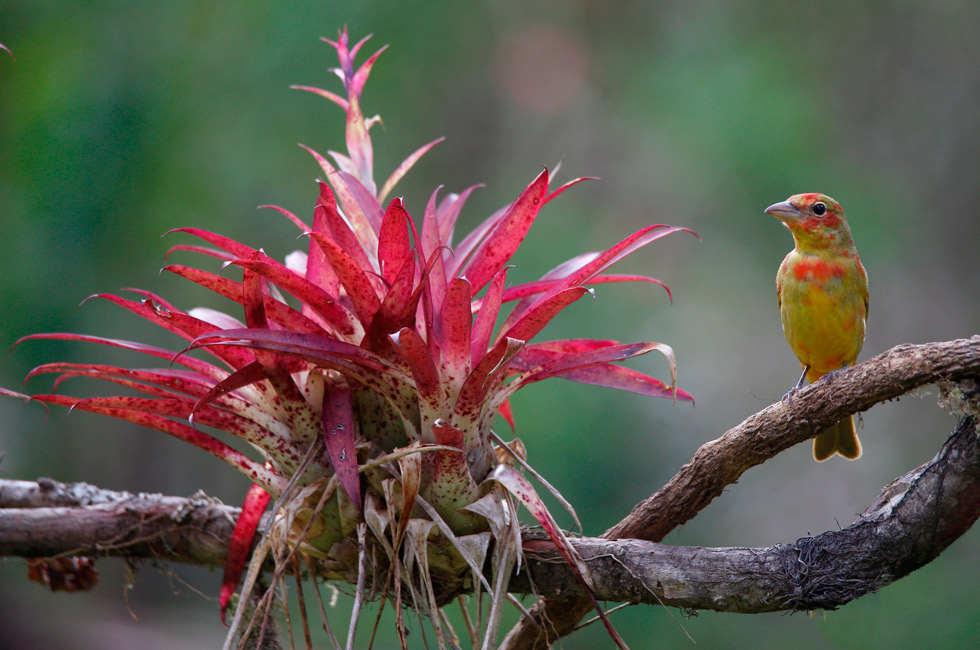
xmin=2 ymin=1 xmax=979 ymax=648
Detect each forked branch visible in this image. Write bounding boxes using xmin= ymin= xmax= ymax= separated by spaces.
xmin=501 ymin=336 xmax=980 ymax=649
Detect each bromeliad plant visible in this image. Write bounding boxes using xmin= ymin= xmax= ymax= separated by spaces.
xmin=5 ymin=29 xmax=693 ymax=649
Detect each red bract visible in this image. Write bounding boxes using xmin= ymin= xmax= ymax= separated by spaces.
xmin=4 ymin=28 xmax=694 ymax=648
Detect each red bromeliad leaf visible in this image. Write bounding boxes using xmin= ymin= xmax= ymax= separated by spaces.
xmin=459 ymin=169 xmax=550 ymax=294
xmin=300 ymin=145 xmax=379 ymax=252
xmin=15 ymin=332 xmax=230 ymax=383
xmin=452 ymin=337 xmax=525 ymax=451
xmin=497 ymin=286 xmax=590 ymax=345
xmin=556 ymin=363 xmax=690 ymax=401
xmin=29 ymin=393 xmax=284 ymax=492
xmin=498 ymin=273 xmax=671 ymax=305
xmin=226 ymin=258 xmax=362 ymax=340
xmin=362 ymin=254 xmax=418 ymax=352
xmin=495 ymin=341 xmax=678 ymax=405
xmin=31 ymin=362 xmax=211 ymax=399
xmin=164 ymin=243 xmax=236 ymax=263
xmin=303 ymin=183 xmax=346 ymax=298
xmin=541 ymin=176 xmax=594 ymax=206
xmin=377 ymin=198 xmax=413 ymax=287
xmin=321 ymin=377 xmax=361 ymax=507
xmin=484 ymin=464 xmax=583 ymax=573
xmin=337 ymin=169 xmax=385 ymax=231
xmin=306 ymin=231 xmax=382 ymax=325
xmin=500 ymin=225 xmax=694 ymax=334
xmin=220 ymin=483 xmax=271 ymax=624
xmin=30 ymin=362 xmax=300 ymax=443
xmin=564 ymin=224 xmax=696 ymax=289
xmin=63 ymin=394 xmax=301 ymax=469
xmin=314 ymin=180 xmax=374 ymax=278
xmin=258 ymin=204 xmax=310 ymax=233
xmin=439 ymin=278 xmax=472 ymax=394
xmin=394 ymin=327 xmax=443 ymax=413
xmin=191 ymin=360 xmax=271 ymax=418
xmin=470 ymin=266 xmax=509 ymax=367
xmin=378 ymin=137 xmax=445 ymax=205
xmin=437 ymin=186 xmax=481 ymax=248
xmin=496 ymin=398 xmax=515 ymax=431
xmin=166 ymin=227 xmax=267 ymax=261
xmin=163 ymin=265 xmax=329 ymax=336
xmin=87 ymin=293 xmax=255 ymax=371
xmin=512 ymin=340 xmax=694 ymax=402
xmin=420 ymin=188 xmax=450 ymax=318
xmin=240 ymin=262 xmax=322 ymax=446
xmin=189 ymin=329 xmax=417 ymax=411
xmin=447 ymin=198 xmax=510 ymax=280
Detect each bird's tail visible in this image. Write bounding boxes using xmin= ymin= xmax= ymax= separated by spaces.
xmin=812 ymin=414 xmax=862 ymax=461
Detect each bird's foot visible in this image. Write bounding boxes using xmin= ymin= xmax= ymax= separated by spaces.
xmin=782 ymin=366 xmax=811 ymax=406
xmin=781 ymin=386 xmax=801 ymax=406
xmin=819 ymin=365 xmax=849 ymax=383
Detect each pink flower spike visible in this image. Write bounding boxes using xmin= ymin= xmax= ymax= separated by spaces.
xmin=344 ymin=94 xmax=375 ymax=195
xmin=351 ymin=43 xmax=389 ymax=99
xmin=220 ymin=483 xmax=271 ymax=624
xmin=289 ymin=84 xmax=349 ymax=112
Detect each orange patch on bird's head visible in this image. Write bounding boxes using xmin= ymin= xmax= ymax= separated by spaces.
xmin=766 ymin=193 xmax=854 ymax=251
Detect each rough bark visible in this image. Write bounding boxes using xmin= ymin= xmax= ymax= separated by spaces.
xmin=500 ymin=336 xmax=980 ymax=649
xmin=2 ymin=413 xmax=978 ymax=613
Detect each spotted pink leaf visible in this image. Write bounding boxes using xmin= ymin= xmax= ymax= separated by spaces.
xmin=460 ymin=169 xmax=550 ymax=294
xmin=322 ymin=379 xmax=361 ymax=508
xmin=377 ymin=198 xmax=412 ymax=287
xmin=220 ymin=483 xmax=271 ymax=624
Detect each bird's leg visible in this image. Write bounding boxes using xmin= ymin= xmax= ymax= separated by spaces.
xmin=782 ymin=365 xmax=810 ymax=405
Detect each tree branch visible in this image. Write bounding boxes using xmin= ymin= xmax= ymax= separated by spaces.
xmin=500 ymin=336 xmax=980 ymax=649
xmin=1 ymin=412 xmax=978 ymax=615
xmin=1 ymin=338 xmax=978 ymax=645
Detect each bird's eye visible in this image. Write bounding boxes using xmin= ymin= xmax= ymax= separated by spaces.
xmin=812 ymin=202 xmax=827 ymax=216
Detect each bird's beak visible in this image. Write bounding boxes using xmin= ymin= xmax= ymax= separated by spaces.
xmin=765 ymin=200 xmax=802 ymax=223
